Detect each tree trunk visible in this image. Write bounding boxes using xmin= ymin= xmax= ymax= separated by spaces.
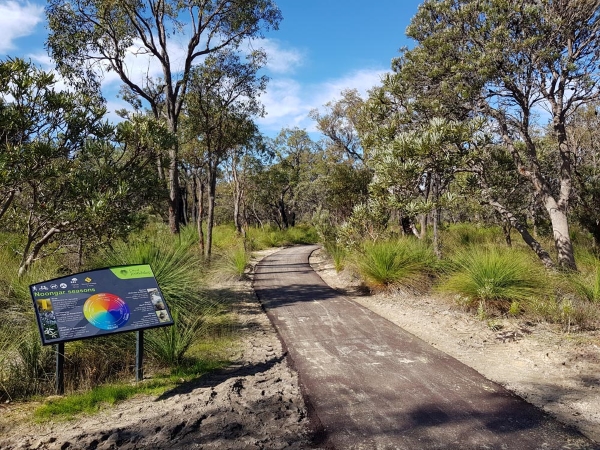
xmin=251 ymin=199 xmax=263 ymax=229
xmin=552 ymin=113 xmax=577 ymax=270
xmin=191 ymin=174 xmax=198 ymax=225
xmin=19 ymin=226 xmax=63 ymax=277
xmin=545 ymin=195 xmax=576 ymax=270
xmin=419 ymin=214 xmax=427 ymax=240
xmin=486 ymin=198 xmax=555 ymax=268
xmin=206 ymin=166 xmax=217 ymax=258
xmin=181 ymin=182 xmax=188 ymax=226
xmin=0 ymin=190 xmax=15 ymax=222
xmin=77 ymin=237 xmax=84 ymax=271
xmin=195 ymin=173 xmax=205 ymax=256
xmin=168 ymin=146 xmax=180 ymax=234
xmin=502 ymin=221 xmax=512 ymax=247
xmin=431 ymin=173 xmax=441 ymax=259
xmin=277 ymin=198 xmax=289 ymax=229
xmin=232 ymin=158 xmax=244 ymax=234
xmin=499 ymin=115 xmax=576 ymax=270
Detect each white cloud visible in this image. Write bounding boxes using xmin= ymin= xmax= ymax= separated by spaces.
xmin=251 ymin=38 xmax=305 ymax=74
xmin=258 ymin=68 xmax=387 ymax=135
xmin=0 ymin=1 xmax=44 ymax=53
xmin=98 ymin=39 xmax=189 ymax=90
xmin=105 ymin=99 xmax=131 ymax=124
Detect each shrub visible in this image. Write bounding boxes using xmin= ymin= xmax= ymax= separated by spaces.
xmin=443 ymin=223 xmax=505 ymax=253
xmin=145 ymin=310 xmax=206 ymax=366
xmin=569 ymin=264 xmax=600 ymax=303
xmin=325 ymin=243 xmax=347 ymax=273
xmin=246 ymin=224 xmax=318 ymax=250
xmin=95 ymin=230 xmax=204 ymax=313
xmin=211 ymin=246 xmax=250 ymax=281
xmin=439 ymin=246 xmax=549 ymax=311
xmin=563 ymin=252 xmax=600 ymax=303
xmin=354 ymin=239 xmax=437 ymax=291
xmin=1 ymin=330 xmax=55 ymax=400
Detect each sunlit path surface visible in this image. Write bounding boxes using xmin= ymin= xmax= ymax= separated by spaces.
xmin=253 ymin=245 xmax=595 ymax=449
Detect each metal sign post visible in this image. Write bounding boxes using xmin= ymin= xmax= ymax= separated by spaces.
xmin=136 ymin=330 xmax=144 ymax=382
xmin=56 ymin=342 xmax=65 ymax=395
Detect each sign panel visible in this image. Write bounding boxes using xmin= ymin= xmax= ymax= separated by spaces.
xmin=30 ymin=265 xmax=174 ymax=345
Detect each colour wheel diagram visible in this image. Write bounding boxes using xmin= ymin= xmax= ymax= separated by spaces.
xmin=83 ymin=293 xmax=130 ymax=330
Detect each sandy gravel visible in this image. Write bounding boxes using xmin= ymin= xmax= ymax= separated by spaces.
xmin=309 ymin=247 xmax=600 ymax=445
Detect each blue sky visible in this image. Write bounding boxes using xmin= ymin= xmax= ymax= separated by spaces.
xmin=0 ymin=0 xmax=423 ymax=137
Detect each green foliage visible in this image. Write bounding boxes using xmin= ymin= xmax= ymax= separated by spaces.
xmin=508 ymin=301 xmax=521 ymax=316
xmin=443 ymin=224 xmax=506 ymax=252
xmin=211 ymin=225 xmax=240 ymax=250
xmin=1 ymin=331 xmax=55 ymax=400
xmin=354 ymin=239 xmax=437 ymax=291
xmin=224 ymin=248 xmax=251 ymax=280
xmin=338 ymin=201 xmax=390 ymax=248
xmin=34 ymin=382 xmax=166 ymax=421
xmin=439 ymin=246 xmax=549 ymax=310
xmin=286 ymin=225 xmax=319 ymax=244
xmin=0 ymin=58 xmax=162 ymax=275
xmin=95 ymin=227 xmax=203 ymax=313
xmin=312 ymin=208 xmax=338 ymax=245
xmin=245 ymin=225 xmax=318 ymax=250
xmin=145 ymin=310 xmax=206 ymax=366
xmin=325 ymin=243 xmax=347 ymax=273
xmin=567 ymin=261 xmax=600 ymax=303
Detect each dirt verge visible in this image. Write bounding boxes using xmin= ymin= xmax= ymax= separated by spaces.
xmin=0 ymin=248 xmax=312 ymax=450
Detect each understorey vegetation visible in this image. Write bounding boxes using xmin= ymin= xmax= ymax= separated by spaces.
xmin=1 ymin=0 xmax=599 ymax=420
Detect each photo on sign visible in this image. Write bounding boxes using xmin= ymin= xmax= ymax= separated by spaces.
xmin=148 ymin=288 xmax=166 ymax=311
xmin=36 ymin=299 xmax=60 ymax=340
xmin=156 ymin=310 xmax=171 ymax=323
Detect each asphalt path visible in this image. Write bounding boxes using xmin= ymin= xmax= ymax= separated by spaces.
xmin=253 ymin=245 xmax=598 ymax=450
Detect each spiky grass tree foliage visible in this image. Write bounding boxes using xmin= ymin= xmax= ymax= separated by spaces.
xmin=325 ymin=242 xmax=347 ymax=273
xmin=568 ymin=261 xmax=600 ymax=303
xmin=356 ymin=239 xmax=437 ymax=291
xmin=439 ymin=246 xmax=549 ymax=310
xmin=98 ymin=231 xmax=203 ymax=313
xmin=94 ymin=228 xmax=211 ymax=367
xmin=210 ymin=246 xmax=251 ymax=282
xmin=0 ymin=237 xmax=62 ymax=400
xmin=145 ymin=310 xmax=206 ymax=366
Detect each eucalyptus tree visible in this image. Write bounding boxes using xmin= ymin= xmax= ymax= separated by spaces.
xmin=402 ymin=0 xmax=600 ymax=270
xmin=310 ymin=89 xmax=366 ymax=163
xmin=226 ymin=135 xmax=266 ymax=235
xmin=264 ymin=128 xmax=318 ymax=228
xmin=567 ymin=103 xmax=600 ymax=248
xmin=309 ymin=149 xmax=371 ymax=225
xmin=0 ymin=59 xmax=162 ymax=275
xmin=183 ymin=49 xmax=266 ymax=256
xmin=46 ymin=0 xmax=281 ymax=233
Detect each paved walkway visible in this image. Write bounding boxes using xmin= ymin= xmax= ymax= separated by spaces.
xmin=253 ymin=245 xmax=597 ymax=449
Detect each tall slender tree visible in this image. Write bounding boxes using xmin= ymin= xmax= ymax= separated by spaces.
xmin=183 ymin=49 xmax=265 ymax=256
xmin=46 ymin=0 xmax=281 ymax=233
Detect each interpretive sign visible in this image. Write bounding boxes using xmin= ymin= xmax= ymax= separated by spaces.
xmin=30 ymin=265 xmax=174 ymax=345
